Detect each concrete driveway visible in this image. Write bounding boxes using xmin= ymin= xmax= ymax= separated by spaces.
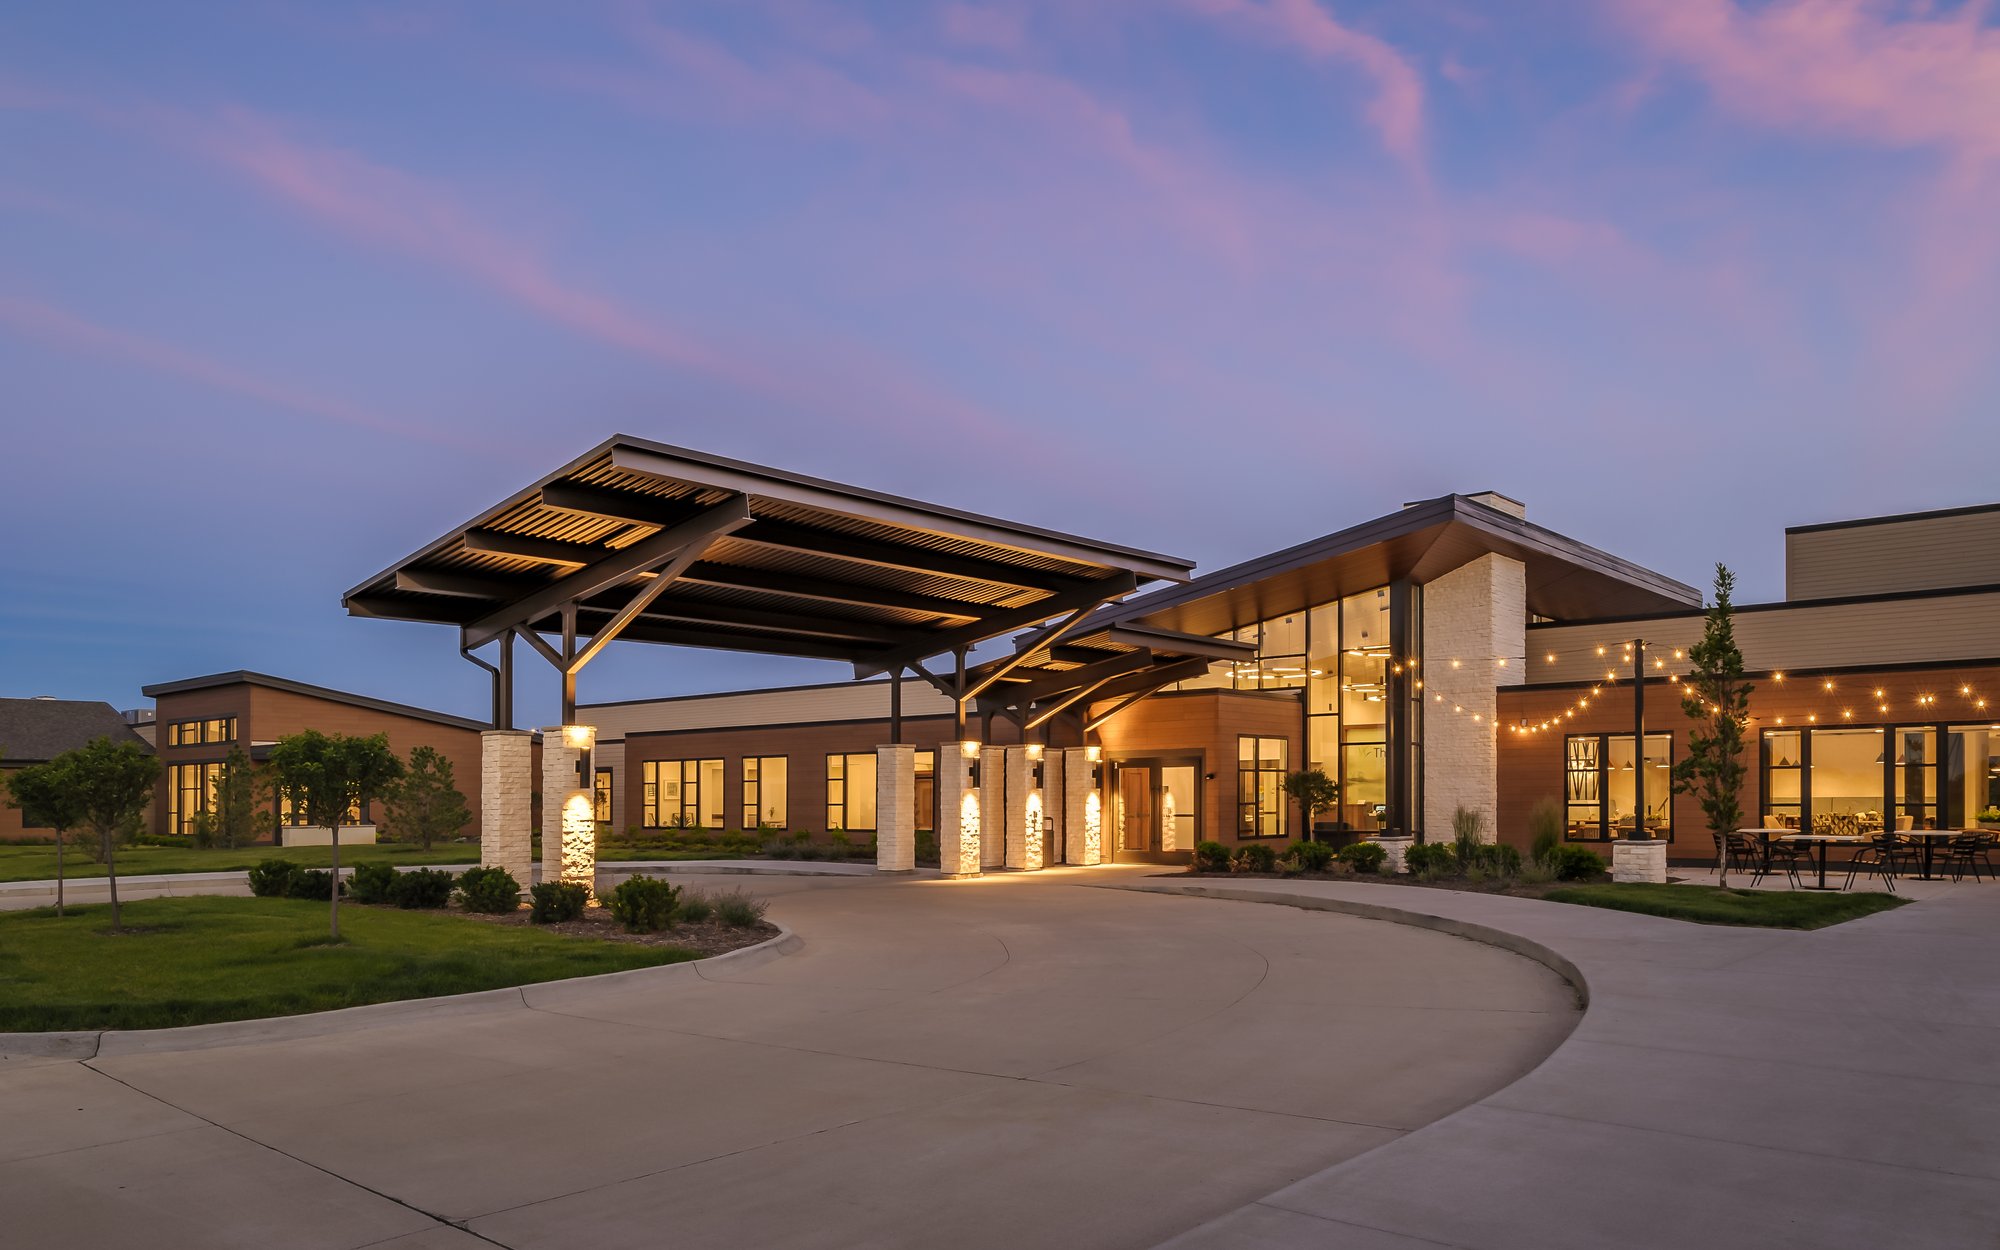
xmin=0 ymin=867 xmax=1576 ymax=1250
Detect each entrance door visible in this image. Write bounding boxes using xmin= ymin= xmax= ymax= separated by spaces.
xmin=1118 ymin=766 xmax=1154 ymax=855
xmin=1159 ymin=765 xmax=1197 ymax=852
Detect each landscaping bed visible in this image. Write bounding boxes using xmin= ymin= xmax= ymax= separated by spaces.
xmin=0 ymin=840 xmax=478 ymax=884
xmin=1544 ymin=882 xmax=1907 ymax=929
xmin=457 ymin=902 xmax=778 ymax=955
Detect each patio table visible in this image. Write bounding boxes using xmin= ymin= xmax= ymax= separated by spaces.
xmin=1779 ymin=834 xmax=1867 ymax=890
xmin=1899 ymin=829 xmax=1960 ymax=881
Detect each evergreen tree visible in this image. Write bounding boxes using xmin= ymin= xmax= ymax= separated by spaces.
xmin=1671 ymin=564 xmax=1755 ymax=883
xmin=385 ymin=745 xmax=472 ymax=851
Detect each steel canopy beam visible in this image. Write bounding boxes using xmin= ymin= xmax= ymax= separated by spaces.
xmin=1082 ymin=658 xmax=1213 ymax=731
xmin=462 ymin=529 xmax=601 ymax=566
xmin=464 ymin=496 xmax=753 ymax=649
xmin=737 ymin=519 xmax=1100 ymax=595
xmin=1005 ymin=649 xmax=1159 ymax=706
xmin=853 ymin=572 xmax=1139 ymax=679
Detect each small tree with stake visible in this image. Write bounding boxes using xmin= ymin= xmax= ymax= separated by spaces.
xmin=5 ymin=755 xmax=87 ymax=917
xmin=1672 ymin=564 xmax=1755 ymax=885
xmin=64 ymin=737 xmax=161 ymax=932
xmin=1282 ymin=768 xmax=1340 ymax=842
xmin=384 ymin=745 xmax=472 ymax=851
xmin=269 ymin=731 xmax=402 ymax=939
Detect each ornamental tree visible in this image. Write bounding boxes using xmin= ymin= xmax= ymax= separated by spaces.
xmin=269 ymin=731 xmax=402 ymax=939
xmin=1282 ymin=768 xmax=1340 ymax=839
xmin=1671 ymin=564 xmax=1755 ymax=884
xmin=65 ymin=737 xmax=162 ymax=932
xmin=5 ymin=755 xmax=86 ymax=917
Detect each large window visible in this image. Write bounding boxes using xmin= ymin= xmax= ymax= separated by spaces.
xmin=1238 ymin=736 xmax=1288 ymax=838
xmin=279 ymin=789 xmax=361 ymax=827
xmin=593 ymin=768 xmax=613 ymax=825
xmin=1563 ymin=733 xmax=1672 ymax=840
xmin=826 ymin=753 xmax=878 ymax=832
xmin=167 ymin=762 xmax=223 ymax=834
xmin=642 ymin=759 xmax=723 ymax=828
xmin=168 ymin=717 xmax=236 ymax=747
xmin=742 ymin=756 xmax=788 ymax=829
xmin=915 ymin=750 xmax=936 ymax=833
xmin=1763 ymin=724 xmax=1986 ymax=833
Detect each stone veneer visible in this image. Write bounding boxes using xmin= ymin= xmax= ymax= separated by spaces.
xmin=979 ymin=745 xmax=1006 ymax=869
xmin=1004 ymin=745 xmax=1044 ymax=870
xmin=875 ymin=744 xmax=916 ymax=873
xmin=1422 ymin=553 xmax=1527 ymax=841
xmin=480 ymin=729 xmax=533 ymax=890
xmin=1612 ymin=839 xmax=1669 ymax=883
xmin=540 ymin=727 xmax=596 ymax=893
xmin=937 ymin=741 xmax=981 ymax=878
xmin=1061 ymin=746 xmax=1102 ymax=866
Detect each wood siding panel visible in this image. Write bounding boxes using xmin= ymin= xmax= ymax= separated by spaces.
xmin=1092 ymin=690 xmax=1304 ymax=847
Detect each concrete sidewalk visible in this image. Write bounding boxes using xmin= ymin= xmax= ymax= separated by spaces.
xmin=1119 ymin=876 xmax=2000 ymax=1250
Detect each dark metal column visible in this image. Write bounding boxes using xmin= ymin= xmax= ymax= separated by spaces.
xmin=890 ymin=667 xmax=903 ymax=744
xmin=1630 ymin=638 xmax=1645 ymax=840
xmin=498 ymin=631 xmax=514 ymax=730
xmin=1385 ymin=579 xmax=1418 ymax=836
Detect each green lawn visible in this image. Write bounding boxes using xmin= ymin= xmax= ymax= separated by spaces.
xmin=0 ymin=841 xmax=479 ymax=884
xmin=0 ymin=896 xmax=695 ymax=1031
xmin=1544 ymin=882 xmax=1908 ymax=929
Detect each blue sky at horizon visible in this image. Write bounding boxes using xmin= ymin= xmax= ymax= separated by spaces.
xmin=5 ymin=1 xmax=1999 ymax=728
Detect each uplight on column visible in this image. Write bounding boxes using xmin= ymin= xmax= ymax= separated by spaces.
xmin=558 ymin=724 xmax=598 ymax=897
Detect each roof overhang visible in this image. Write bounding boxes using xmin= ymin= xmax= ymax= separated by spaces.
xmin=1091 ymin=494 xmax=1699 ymax=638
xmin=342 ymin=435 xmax=1195 ymax=673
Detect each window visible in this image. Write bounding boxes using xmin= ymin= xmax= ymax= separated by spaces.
xmin=1763 ymin=730 xmax=1802 ymax=828
xmin=1759 ymin=725 xmax=1961 ymax=834
xmin=1238 ymin=736 xmax=1287 ymax=838
xmin=742 ymin=756 xmax=788 ymax=829
xmin=167 ymin=717 xmax=236 ymax=747
xmin=915 ymin=750 xmax=936 ymax=832
xmin=641 ymin=759 xmax=723 ymax=828
xmin=826 ymin=753 xmax=878 ymax=832
xmin=279 ymin=790 xmax=360 ymax=827
xmin=1563 ymin=733 xmax=1672 ymax=839
xmin=593 ymin=768 xmax=613 ymax=825
xmin=167 ymin=762 xmax=224 ymax=834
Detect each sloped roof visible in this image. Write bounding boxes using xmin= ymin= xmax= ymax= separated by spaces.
xmin=0 ymin=699 xmax=150 ymax=765
xmin=140 ymin=671 xmax=489 ymax=733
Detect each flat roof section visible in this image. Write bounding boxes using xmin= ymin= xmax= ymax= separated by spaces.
xmin=343 ymin=435 xmax=1196 ymax=672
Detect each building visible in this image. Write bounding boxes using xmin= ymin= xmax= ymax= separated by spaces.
xmin=141 ymin=671 xmax=496 ymax=840
xmin=0 ymin=698 xmax=152 ymax=840
xmin=578 ymin=496 xmax=2000 ymax=866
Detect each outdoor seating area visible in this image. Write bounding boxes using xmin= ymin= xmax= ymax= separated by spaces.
xmin=1722 ymin=827 xmax=1998 ymax=893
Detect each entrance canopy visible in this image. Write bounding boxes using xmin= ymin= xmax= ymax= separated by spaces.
xmin=964 ymin=622 xmax=1256 ymax=736
xmin=342 ymin=435 xmax=1195 ymax=722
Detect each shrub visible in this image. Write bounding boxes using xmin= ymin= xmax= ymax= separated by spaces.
xmin=1193 ymin=841 xmax=1233 ymax=874
xmin=1337 ymin=841 xmax=1388 ymax=874
xmin=828 ymin=831 xmax=852 ymax=859
xmin=764 ymin=842 xmax=796 ymax=860
xmin=1547 ymin=845 xmax=1607 ymax=882
xmin=1452 ymin=805 xmax=1487 ymax=867
xmin=247 ymin=859 xmax=298 ymax=898
xmin=456 ymin=866 xmax=520 ymax=913
xmin=916 ymin=830 xmax=940 ymax=866
xmin=390 ymin=867 xmax=457 ymax=909
xmin=1404 ymin=842 xmax=1454 ymax=877
xmin=712 ymin=887 xmax=767 ymax=928
xmin=676 ymin=889 xmax=716 ymax=924
xmin=607 ymin=874 xmax=680 ymax=933
xmin=349 ymin=861 xmax=398 ymax=905
xmin=1233 ymin=843 xmax=1279 ymax=873
xmin=529 ymin=880 xmax=590 ymax=923
xmin=286 ymin=868 xmax=339 ymax=900
xmin=796 ymin=844 xmax=824 ymax=861
xmin=1528 ymin=797 xmax=1564 ymax=865
xmin=1286 ymin=840 xmax=1337 ymax=874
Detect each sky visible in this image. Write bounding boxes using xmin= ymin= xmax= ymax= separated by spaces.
xmin=4 ymin=0 xmax=2000 ymax=730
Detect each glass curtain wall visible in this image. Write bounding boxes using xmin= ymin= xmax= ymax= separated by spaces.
xmin=1761 ymin=723 xmax=2000 ymax=831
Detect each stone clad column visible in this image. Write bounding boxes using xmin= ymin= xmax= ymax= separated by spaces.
xmin=1004 ymin=745 xmax=1046 ymax=869
xmin=1421 ymin=553 xmax=1527 ymax=841
xmin=1043 ymin=750 xmax=1064 ymax=865
xmin=979 ymin=745 xmax=1006 ymax=869
xmin=1061 ymin=746 xmax=1102 ymax=866
xmin=540 ymin=725 xmax=598 ymax=895
xmin=875 ymin=744 xmax=916 ymax=874
xmin=937 ymin=741 xmax=982 ymax=878
xmin=481 ymin=729 xmax=533 ymax=889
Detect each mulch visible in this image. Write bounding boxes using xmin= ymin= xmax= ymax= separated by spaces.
xmin=359 ymin=901 xmax=780 ymax=955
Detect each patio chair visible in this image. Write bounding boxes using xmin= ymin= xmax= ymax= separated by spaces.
xmin=1742 ymin=831 xmax=1807 ymax=888
xmin=1715 ymin=831 xmax=1758 ymax=876
xmin=1844 ymin=833 xmax=1920 ymax=893
xmin=1938 ymin=831 xmax=1996 ymax=883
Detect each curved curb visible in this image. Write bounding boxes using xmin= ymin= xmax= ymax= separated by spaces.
xmin=1100 ymin=880 xmax=1591 ymax=1008
xmin=0 ymin=923 xmax=801 ymax=1062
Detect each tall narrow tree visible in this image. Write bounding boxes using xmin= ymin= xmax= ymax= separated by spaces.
xmin=65 ymin=737 xmax=161 ymax=932
xmin=384 ymin=745 xmax=471 ymax=851
xmin=1671 ymin=564 xmax=1755 ymax=884
xmin=269 ymin=732 xmax=402 ymax=939
xmin=5 ymin=756 xmax=86 ymax=917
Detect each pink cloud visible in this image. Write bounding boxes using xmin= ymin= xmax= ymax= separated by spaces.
xmin=1177 ymin=0 xmax=1428 ymax=168
xmin=604 ymin=1 xmax=889 ymax=130
xmin=1612 ymin=0 xmax=2000 ymax=158
xmin=0 ymin=291 xmax=486 ymax=452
